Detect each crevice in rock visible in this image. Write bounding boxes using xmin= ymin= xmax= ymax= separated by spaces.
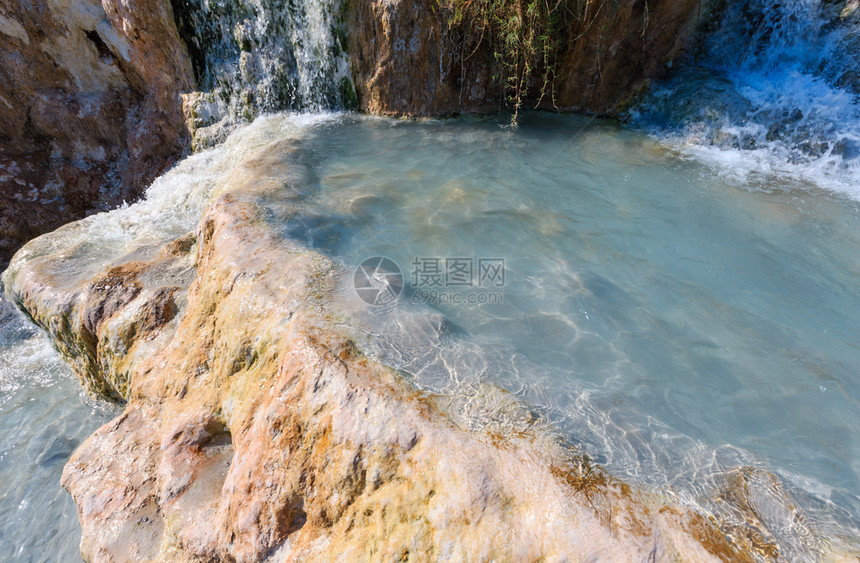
xmin=84 ymin=30 xmax=117 ymax=65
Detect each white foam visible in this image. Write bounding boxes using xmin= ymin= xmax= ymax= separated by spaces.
xmin=642 ymin=0 xmax=860 ymax=200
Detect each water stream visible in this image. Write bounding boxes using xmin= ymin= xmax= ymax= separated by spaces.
xmin=634 ymin=0 xmax=860 ymax=196
xmin=0 ymin=296 xmax=115 ymax=561
xmin=173 ymin=0 xmax=353 ymax=145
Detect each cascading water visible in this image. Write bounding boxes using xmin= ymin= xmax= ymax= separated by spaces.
xmin=172 ymin=0 xmax=354 ymax=146
xmin=634 ymin=0 xmax=860 ymax=196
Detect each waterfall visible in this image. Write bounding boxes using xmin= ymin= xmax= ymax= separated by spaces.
xmin=171 ymin=0 xmax=355 ymax=148
xmin=633 ymin=0 xmax=860 ymax=196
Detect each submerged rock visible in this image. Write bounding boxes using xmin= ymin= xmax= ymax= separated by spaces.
xmin=8 ymin=127 xmax=848 ymax=561
xmin=713 ymin=467 xmax=825 ymax=561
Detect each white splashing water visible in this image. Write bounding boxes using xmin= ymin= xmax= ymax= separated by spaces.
xmin=634 ymin=0 xmax=860 ymax=198
xmin=291 ymin=0 xmax=353 ymax=109
xmin=176 ymin=0 xmax=353 ymax=145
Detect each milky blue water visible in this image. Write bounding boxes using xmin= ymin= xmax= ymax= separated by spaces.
xmin=0 ymin=296 xmax=116 ymax=561
xmin=5 ymin=107 xmax=859 ymax=559
xmin=265 ymin=112 xmax=860 ymax=549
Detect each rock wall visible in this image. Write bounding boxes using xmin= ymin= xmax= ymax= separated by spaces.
xmin=0 ymin=0 xmax=192 ymax=263
xmin=3 ymin=128 xmax=774 ymax=562
xmin=347 ymin=0 xmax=497 ymax=117
xmin=553 ymin=0 xmax=707 ymax=113
xmin=348 ymin=0 xmax=709 ymax=117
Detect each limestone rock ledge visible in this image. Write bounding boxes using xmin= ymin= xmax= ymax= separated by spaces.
xmin=6 ymin=140 xmax=763 ymax=562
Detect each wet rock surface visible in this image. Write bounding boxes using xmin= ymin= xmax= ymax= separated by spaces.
xmin=348 ymin=0 xmax=709 ymax=116
xmin=0 ymin=0 xmax=193 ymax=263
xmin=348 ymin=0 xmax=497 ymax=117
xmin=4 ymin=139 xmax=767 ymax=562
xmin=551 ymin=0 xmax=707 ymax=113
